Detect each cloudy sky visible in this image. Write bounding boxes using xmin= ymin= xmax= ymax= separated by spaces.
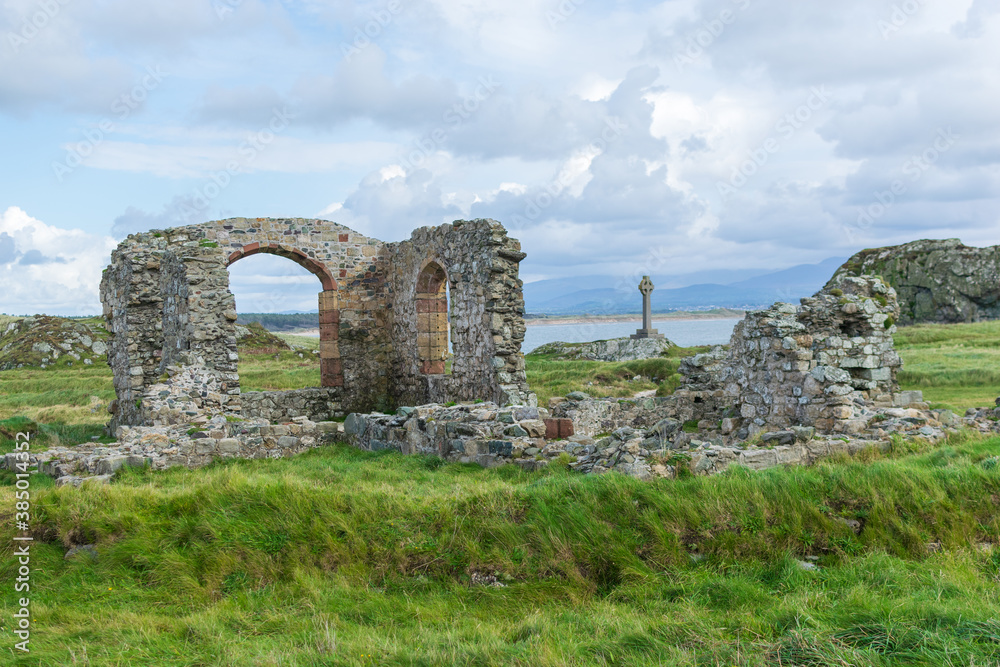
xmin=1 ymin=0 xmax=997 ymax=315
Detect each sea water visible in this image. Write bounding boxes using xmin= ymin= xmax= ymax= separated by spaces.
xmin=522 ymin=318 xmax=741 ymax=352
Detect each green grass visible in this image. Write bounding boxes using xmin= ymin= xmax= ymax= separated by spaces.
xmin=894 ymin=320 xmax=1000 ymax=411
xmin=525 ymin=346 xmax=711 ymax=406
xmin=2 ymin=432 xmax=1000 ymax=664
xmin=0 ymin=366 xmax=114 ymax=430
xmin=275 ymin=332 xmax=320 ymax=351
xmin=0 ymin=313 xmax=22 ymax=329
xmin=238 ymin=349 xmax=321 ymax=391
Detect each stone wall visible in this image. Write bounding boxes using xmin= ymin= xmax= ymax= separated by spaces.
xmin=241 ymin=388 xmax=344 ymax=423
xmin=387 ymin=220 xmax=534 ymax=408
xmin=829 ymin=238 xmax=1000 ymax=325
xmin=550 ymin=275 xmax=905 ymax=440
xmin=716 ymin=275 xmax=901 ymax=436
xmin=100 ymin=217 xmax=533 ymax=431
xmin=335 ymin=395 xmax=963 ymax=482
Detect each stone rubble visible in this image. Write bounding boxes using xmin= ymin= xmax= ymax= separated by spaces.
xmin=529 ymin=336 xmax=676 ymax=362
xmin=8 ymin=392 xmax=1000 ymax=486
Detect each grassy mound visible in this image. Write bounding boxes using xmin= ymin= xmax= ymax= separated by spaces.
xmin=2 ymin=432 xmax=1000 ymax=664
xmin=0 ymin=315 xmax=109 ymax=371
xmin=235 ymin=322 xmax=294 ymax=352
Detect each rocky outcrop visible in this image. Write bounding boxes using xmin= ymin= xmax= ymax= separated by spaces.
xmin=529 ymin=336 xmax=676 ymax=362
xmin=829 ymin=238 xmax=1000 ymax=325
xmin=0 ymin=316 xmax=110 ymax=371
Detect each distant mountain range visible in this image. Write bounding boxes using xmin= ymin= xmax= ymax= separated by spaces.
xmin=524 ymin=257 xmax=847 ymax=316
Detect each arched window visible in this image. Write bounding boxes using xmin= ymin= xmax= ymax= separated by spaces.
xmin=416 ymin=261 xmax=450 ymax=375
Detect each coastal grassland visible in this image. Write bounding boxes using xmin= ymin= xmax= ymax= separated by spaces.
xmin=894 ymin=320 xmax=1000 ymax=411
xmin=0 ymin=334 xmax=323 ymax=453
xmin=235 ymin=330 xmax=321 ymax=391
xmin=525 ymin=345 xmax=712 ymax=407
xmin=0 ymin=367 xmax=116 ymax=454
xmin=2 ymin=432 xmax=1000 ymax=665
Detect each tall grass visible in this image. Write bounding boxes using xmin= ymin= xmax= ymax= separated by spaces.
xmin=1 ymin=433 xmax=1000 ymax=664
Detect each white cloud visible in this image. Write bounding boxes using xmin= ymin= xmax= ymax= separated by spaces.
xmin=228 ymin=253 xmax=325 ymax=313
xmin=0 ymin=207 xmax=117 ymax=316
xmin=75 ymin=137 xmax=400 ymax=178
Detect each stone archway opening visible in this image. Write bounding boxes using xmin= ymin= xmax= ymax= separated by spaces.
xmin=226 ymin=243 xmax=342 ymax=388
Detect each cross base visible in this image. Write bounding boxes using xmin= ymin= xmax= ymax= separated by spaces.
xmin=631 ymin=329 xmax=665 ymax=340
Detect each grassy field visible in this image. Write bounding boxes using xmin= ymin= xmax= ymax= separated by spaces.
xmin=3 ymin=431 xmax=1000 ymax=664
xmin=524 ymin=345 xmax=712 ymax=407
xmin=894 ymin=320 xmax=1000 ymax=411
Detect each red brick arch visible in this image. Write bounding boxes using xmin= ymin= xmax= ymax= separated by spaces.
xmin=226 ymin=242 xmax=342 ymax=387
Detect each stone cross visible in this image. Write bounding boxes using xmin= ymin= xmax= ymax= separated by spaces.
xmin=631 ymin=276 xmax=665 ymax=340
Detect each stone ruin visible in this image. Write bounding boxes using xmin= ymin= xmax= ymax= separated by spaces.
xmin=551 ymin=274 xmax=909 ymax=441
xmin=100 ymin=217 xmax=535 ymax=433
xmin=335 ymin=276 xmax=950 ymax=481
xmin=675 ymin=274 xmax=904 ymax=438
xmin=13 ymin=226 xmax=965 ymax=486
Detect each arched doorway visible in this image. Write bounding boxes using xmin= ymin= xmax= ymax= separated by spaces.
xmin=226 ymin=243 xmax=342 ymax=388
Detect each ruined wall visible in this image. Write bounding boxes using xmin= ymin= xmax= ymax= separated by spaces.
xmin=101 ymin=217 xmax=534 ymax=432
xmin=387 ymin=219 xmax=534 ymax=408
xmin=101 ymin=245 xmax=167 ymax=428
xmin=549 ymin=276 xmax=910 ymax=441
xmin=241 ymin=388 xmax=344 ymax=423
xmin=716 ymin=275 xmax=901 ymax=436
xmin=100 ymin=218 xmax=386 ymax=429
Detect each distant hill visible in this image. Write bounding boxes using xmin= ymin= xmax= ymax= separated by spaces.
xmin=524 ymin=257 xmax=846 ymax=315
xmin=237 ymin=312 xmax=318 ymax=331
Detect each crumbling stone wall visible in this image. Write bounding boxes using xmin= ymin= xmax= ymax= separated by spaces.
xmin=100 ymin=217 xmax=534 ymax=432
xmin=716 ymin=275 xmax=900 ymax=435
xmin=549 ymin=275 xmax=905 ymax=440
xmin=387 ymin=220 xmax=534 ymax=407
xmin=241 ymin=388 xmax=343 ymax=423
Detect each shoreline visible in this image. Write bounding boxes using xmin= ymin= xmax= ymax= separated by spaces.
xmin=524 ymin=311 xmax=745 ymax=327
xmin=284 ymin=311 xmax=747 ymax=336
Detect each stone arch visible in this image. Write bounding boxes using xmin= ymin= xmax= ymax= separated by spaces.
xmin=416 ymin=259 xmax=450 ymax=375
xmin=226 ymin=243 xmax=343 ymax=388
